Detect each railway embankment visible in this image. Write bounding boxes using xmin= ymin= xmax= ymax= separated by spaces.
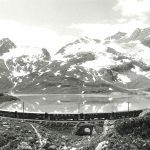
xmin=0 ymin=114 xmax=149 ymax=150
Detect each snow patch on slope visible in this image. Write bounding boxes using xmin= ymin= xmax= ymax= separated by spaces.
xmin=62 ymin=40 xmax=106 ymax=56
xmin=117 ymin=74 xmax=131 ymax=84
xmin=131 ymin=65 xmax=146 ymax=75
xmin=2 ymin=47 xmax=42 ymax=60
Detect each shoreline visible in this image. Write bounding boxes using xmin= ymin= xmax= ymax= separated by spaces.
xmin=0 ymin=100 xmax=19 ymax=109
xmin=10 ymin=93 xmax=146 ymax=98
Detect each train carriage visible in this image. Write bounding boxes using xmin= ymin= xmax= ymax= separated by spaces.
xmin=0 ymin=109 xmax=144 ymax=121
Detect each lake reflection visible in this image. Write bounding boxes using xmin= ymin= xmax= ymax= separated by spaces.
xmin=1 ymin=94 xmax=150 ymax=113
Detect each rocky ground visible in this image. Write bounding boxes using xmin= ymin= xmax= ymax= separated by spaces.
xmin=0 ymin=115 xmax=149 ymax=150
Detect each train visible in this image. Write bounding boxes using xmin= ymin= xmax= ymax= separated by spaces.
xmin=0 ymin=109 xmax=143 ymax=121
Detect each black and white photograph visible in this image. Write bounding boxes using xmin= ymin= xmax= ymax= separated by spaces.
xmin=0 ymin=0 xmax=150 ymax=149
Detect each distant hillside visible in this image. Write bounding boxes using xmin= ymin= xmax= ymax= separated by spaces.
xmin=0 ymin=93 xmax=19 ymax=106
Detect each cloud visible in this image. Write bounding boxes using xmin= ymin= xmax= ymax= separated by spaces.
xmin=69 ymin=1 xmax=150 ymax=40
xmin=0 ymin=20 xmax=76 ymax=55
xmin=113 ymin=0 xmax=150 ymax=19
xmin=69 ymin=24 xmax=117 ymax=39
xmin=69 ymin=20 xmax=149 ymax=39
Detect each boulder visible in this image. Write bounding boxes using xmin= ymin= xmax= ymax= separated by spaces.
xmin=48 ymin=145 xmax=57 ymax=150
xmin=95 ymin=141 xmax=108 ymax=150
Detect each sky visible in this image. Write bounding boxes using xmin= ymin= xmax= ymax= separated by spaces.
xmin=0 ymin=0 xmax=150 ymax=54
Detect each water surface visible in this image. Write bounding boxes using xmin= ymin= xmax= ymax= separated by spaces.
xmin=1 ymin=94 xmax=150 ymax=114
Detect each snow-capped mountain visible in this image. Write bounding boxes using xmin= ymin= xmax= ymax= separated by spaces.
xmin=0 ymin=38 xmax=16 ymax=93
xmin=1 ymin=27 xmax=150 ymax=94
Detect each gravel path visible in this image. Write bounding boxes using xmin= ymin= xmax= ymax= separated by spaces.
xmin=30 ymin=123 xmax=45 ymax=148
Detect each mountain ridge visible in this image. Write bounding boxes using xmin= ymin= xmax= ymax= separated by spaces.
xmin=1 ymin=27 xmax=150 ymax=94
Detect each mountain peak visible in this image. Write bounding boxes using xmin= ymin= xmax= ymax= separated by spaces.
xmin=56 ymin=36 xmax=101 ymax=55
xmin=73 ymin=36 xmax=92 ymax=44
xmin=127 ymin=27 xmax=150 ymax=42
xmin=79 ymin=36 xmax=91 ymax=43
xmin=105 ymin=31 xmax=127 ymax=41
xmin=0 ymin=38 xmax=16 ymax=56
xmin=129 ymin=28 xmax=142 ymax=41
xmin=41 ymin=48 xmax=51 ymax=61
